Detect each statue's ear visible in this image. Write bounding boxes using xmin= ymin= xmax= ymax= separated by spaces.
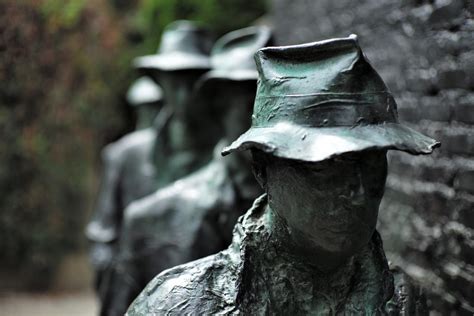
xmin=251 ymin=150 xmax=268 ymax=189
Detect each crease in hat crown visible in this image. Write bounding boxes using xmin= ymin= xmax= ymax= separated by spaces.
xmin=251 ymin=33 xmax=397 ymax=128
xmin=222 ymin=34 xmax=440 ymax=162
xmin=126 ymin=77 xmax=163 ymax=106
xmin=133 ymin=20 xmax=212 ymax=71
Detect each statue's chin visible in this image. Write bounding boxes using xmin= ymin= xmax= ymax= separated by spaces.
xmin=285 ymin=228 xmax=363 ymax=270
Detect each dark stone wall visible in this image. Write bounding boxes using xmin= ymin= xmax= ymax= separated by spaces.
xmin=271 ymin=0 xmax=473 ymax=314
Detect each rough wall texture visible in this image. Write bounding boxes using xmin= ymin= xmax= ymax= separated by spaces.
xmin=271 ymin=0 xmax=473 ymax=314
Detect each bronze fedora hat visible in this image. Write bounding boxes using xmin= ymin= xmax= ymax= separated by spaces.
xmin=126 ymin=76 xmax=163 ymax=106
xmin=133 ymin=20 xmax=212 ymax=72
xmin=222 ymin=35 xmax=440 ymax=162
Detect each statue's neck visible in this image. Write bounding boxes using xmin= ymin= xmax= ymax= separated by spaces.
xmin=168 ymin=116 xmax=190 ymax=150
xmin=237 ymin=202 xmax=391 ymax=313
xmin=267 ymin=206 xmax=357 ymax=273
xmin=237 ymin=205 xmax=365 ymax=313
xmin=135 ymin=112 xmax=155 ymax=131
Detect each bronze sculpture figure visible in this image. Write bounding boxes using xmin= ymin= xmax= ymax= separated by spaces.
xmin=104 ymin=26 xmax=271 ymax=316
xmin=97 ymin=21 xmax=214 ymax=316
xmin=85 ymin=76 xmax=163 ymax=301
xmin=127 ymin=35 xmax=440 ymax=315
xmin=134 ymin=20 xmax=216 ymax=188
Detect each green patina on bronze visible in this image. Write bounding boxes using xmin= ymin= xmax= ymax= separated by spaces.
xmin=222 ymin=35 xmax=439 ymax=161
xmin=127 ymin=35 xmax=438 ymax=315
xmin=127 ymin=194 xmax=427 ymax=315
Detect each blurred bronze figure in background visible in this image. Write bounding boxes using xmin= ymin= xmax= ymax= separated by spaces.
xmin=134 ymin=20 xmax=216 ymax=188
xmin=105 ymin=26 xmax=271 ymax=316
xmin=127 ymin=35 xmax=440 ymax=315
xmin=98 ymin=20 xmax=215 ymax=316
xmin=85 ymin=76 xmax=163 ymax=301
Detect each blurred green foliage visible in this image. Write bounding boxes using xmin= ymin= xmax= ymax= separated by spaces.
xmin=0 ymin=0 xmax=265 ymax=290
xmin=135 ymin=0 xmax=267 ymax=51
xmin=40 ymin=0 xmax=87 ymax=27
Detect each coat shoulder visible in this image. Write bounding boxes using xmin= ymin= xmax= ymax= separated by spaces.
xmin=126 ymin=251 xmax=238 ymax=315
xmin=124 ymin=158 xmax=228 ymax=224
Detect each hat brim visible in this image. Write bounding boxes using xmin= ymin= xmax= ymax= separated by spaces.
xmin=222 ymin=122 xmax=440 ymax=162
xmin=133 ymin=52 xmax=211 ymax=71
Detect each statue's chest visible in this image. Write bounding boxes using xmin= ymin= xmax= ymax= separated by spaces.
xmin=239 ymin=260 xmax=355 ymax=315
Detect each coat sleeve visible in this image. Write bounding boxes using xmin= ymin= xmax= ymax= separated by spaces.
xmin=85 ymin=142 xmax=125 ymax=245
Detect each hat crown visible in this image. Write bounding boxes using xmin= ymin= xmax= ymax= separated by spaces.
xmin=211 ymin=26 xmax=272 ymax=73
xmin=126 ymin=77 xmax=163 ymax=106
xmin=158 ymin=20 xmax=212 ymax=57
xmin=252 ymin=35 xmax=398 ymax=128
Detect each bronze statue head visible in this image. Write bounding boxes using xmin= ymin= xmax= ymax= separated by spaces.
xmin=224 ymin=35 xmax=439 ymax=270
xmin=133 ymin=21 xmax=215 ymax=149
xmin=132 ymin=20 xmax=213 ymax=120
xmin=252 ymin=149 xmax=387 ymax=270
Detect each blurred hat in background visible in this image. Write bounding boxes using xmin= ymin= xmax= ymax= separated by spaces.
xmin=133 ymin=20 xmax=213 ymax=72
xmin=192 ymin=26 xmax=272 ymax=118
xmin=126 ymin=76 xmax=163 ymax=106
xmin=203 ymin=25 xmax=272 ymax=83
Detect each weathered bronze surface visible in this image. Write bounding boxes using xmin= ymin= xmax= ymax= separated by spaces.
xmin=101 ymin=26 xmax=271 ymax=316
xmin=127 ymin=194 xmax=427 ymax=315
xmin=127 ymin=35 xmax=439 ymax=315
xmin=84 ymin=77 xmax=163 ymax=300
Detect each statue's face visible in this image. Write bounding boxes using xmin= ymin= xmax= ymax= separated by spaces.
xmin=212 ymin=81 xmax=256 ymax=141
xmin=265 ymin=151 xmax=387 ymax=262
xmin=154 ymin=70 xmax=206 ymax=116
xmin=152 ymin=70 xmax=207 ymax=149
